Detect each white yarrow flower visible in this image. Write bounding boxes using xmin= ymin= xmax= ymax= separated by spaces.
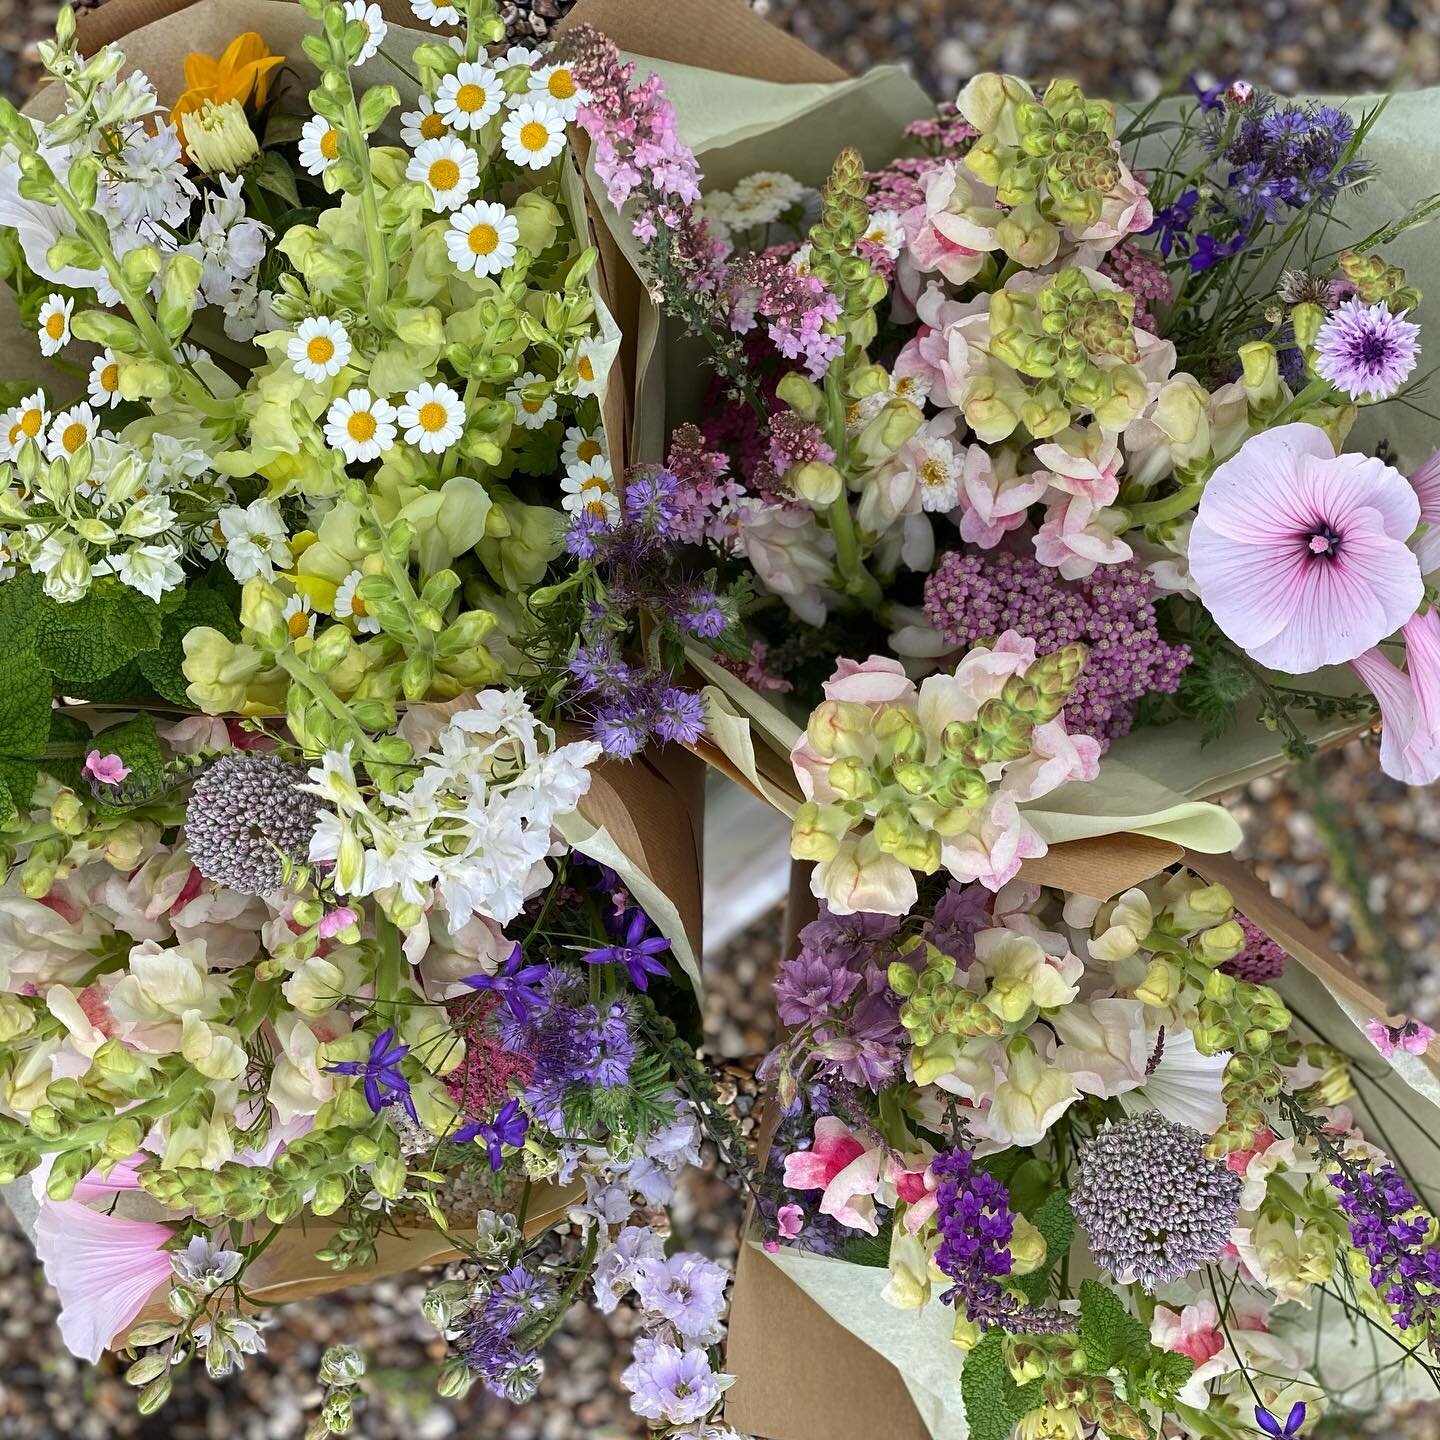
xmin=500 ymin=101 xmax=566 ymax=170
xmin=400 ymin=94 xmax=449 ymax=149
xmin=218 ymin=499 xmax=292 ymax=582
xmin=399 ymin=382 xmax=466 ymax=454
xmin=343 ymin=0 xmax=386 ymax=64
xmin=288 ymin=317 xmax=352 ymax=383
xmin=435 ymin=62 xmax=502 ymax=132
xmin=87 ymin=350 xmax=124 ymax=410
xmin=731 ymin=170 xmax=806 ymax=223
xmin=506 ymin=371 xmax=557 ymax=430
xmin=445 ymin=200 xmax=519 ymax=277
xmin=37 ymin=294 xmax=72 ymax=356
xmin=407 ymin=136 xmax=479 ymax=212
xmin=298 ymin=115 xmax=342 ymax=175
xmin=325 ymin=389 xmax=398 ymax=463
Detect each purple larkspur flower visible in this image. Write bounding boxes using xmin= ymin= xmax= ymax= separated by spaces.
xmin=594 ymin=1226 xmax=667 ymax=1314
xmin=1315 ymin=298 xmax=1421 ymax=401
xmin=583 ymin=908 xmax=670 ymax=991
xmin=461 ymin=944 xmax=551 ymax=1022
xmin=455 ymin=1097 xmax=530 ymax=1171
xmin=324 ymin=1028 xmax=417 ymax=1121
xmin=621 ymin=1336 xmax=729 ymax=1426
xmin=1257 ymin=1403 xmax=1307 ymax=1438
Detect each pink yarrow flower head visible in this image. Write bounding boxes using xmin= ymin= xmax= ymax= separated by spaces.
xmin=1314 ymin=298 xmax=1420 ymax=401
xmin=82 ymin=750 xmax=130 ymax=785
xmin=1365 ymin=1015 xmax=1437 ymax=1059
xmin=1188 ymin=423 xmax=1423 ymax=673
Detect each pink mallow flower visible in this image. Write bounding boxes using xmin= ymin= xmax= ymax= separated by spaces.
xmin=1188 ymin=423 xmax=1423 ymax=673
xmin=82 ymin=751 xmax=130 ymax=785
xmin=1365 ymin=1015 xmax=1437 ymax=1059
xmin=781 ymin=1116 xmax=885 ymax=1235
xmin=1410 ymin=447 xmax=1440 ymax=575
xmin=36 ymin=1199 xmax=173 ymax=1362
xmin=1349 ymin=607 xmax=1440 ymax=785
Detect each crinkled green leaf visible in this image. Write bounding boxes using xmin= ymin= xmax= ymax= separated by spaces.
xmin=0 ymin=570 xmax=43 ymax=651
xmin=1014 ymin=1190 xmax=1075 ymax=1305
xmin=93 ymin=712 xmax=163 ymax=794
xmin=962 ymin=1331 xmax=1031 ymax=1440
xmin=34 ymin=582 xmax=163 ymax=686
xmin=1078 ymin=1279 xmax=1152 ymax=1373
xmin=137 ymin=585 xmax=241 ymax=705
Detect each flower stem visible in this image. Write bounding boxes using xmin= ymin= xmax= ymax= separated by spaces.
xmin=275 ymin=649 xmax=388 ymax=764
xmin=1125 ymin=479 xmax=1207 ymax=528
xmin=821 ymin=367 xmax=883 ymax=609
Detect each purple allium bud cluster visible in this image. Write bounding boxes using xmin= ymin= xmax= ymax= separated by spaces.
xmin=923 ymin=550 xmax=1191 ymax=747
xmin=1330 ymin=1160 xmax=1440 ymax=1339
xmin=1071 ymin=1112 xmax=1241 ymax=1290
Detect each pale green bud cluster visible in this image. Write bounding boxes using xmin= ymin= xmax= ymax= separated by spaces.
xmin=888 ymin=943 xmax=1004 ymax=1064
xmin=805 ymin=148 xmax=888 ymax=351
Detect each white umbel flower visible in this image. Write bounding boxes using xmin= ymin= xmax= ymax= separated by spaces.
xmin=506 ymin=371 xmax=557 ymax=430
xmin=0 ymin=391 xmax=47 ymax=462
xmin=325 ymin=389 xmax=398 ymax=463
xmin=400 ymin=94 xmax=449 ymax=149
xmin=45 ymin=402 xmax=101 ymax=462
xmin=87 ymin=350 xmax=124 ymax=410
xmin=561 ymin=458 xmax=619 ymax=523
xmin=37 ymin=294 xmax=72 ymax=356
xmin=343 ymin=0 xmax=386 ymax=64
xmin=299 ymin=115 xmax=342 ymax=175
xmin=500 ymin=101 xmax=566 ymax=171
xmin=335 ymin=568 xmax=380 ymax=633
xmin=288 ymin=317 xmax=352 ymax=383
xmin=528 ymin=63 xmax=589 ymax=122
xmin=218 ymin=498 xmax=292 ymax=582
xmin=407 ymin=136 xmax=479 ymax=212
xmin=435 ymin=62 xmax=502 ymax=132
xmin=731 ymin=170 xmax=806 ymax=224
xmin=399 ymin=382 xmax=466 ymax=454
xmin=445 ymin=200 xmax=519 ymax=277
xmin=409 ymin=0 xmax=461 ymax=27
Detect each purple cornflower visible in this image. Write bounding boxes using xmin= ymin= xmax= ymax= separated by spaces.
xmin=584 ymin=908 xmax=670 ymax=991
xmin=324 ymin=1028 xmax=417 ymax=1121
xmin=621 ymin=1336 xmax=729 ymax=1427
xmin=1329 ymin=1158 xmax=1440 ymax=1338
xmin=654 ymin=686 xmax=705 ymax=745
xmin=462 ymin=944 xmax=550 ymax=1022
xmin=456 ymin=1097 xmax=531 ymax=1171
xmin=1315 ymin=298 xmax=1421 ymax=401
xmin=1256 ymin=1403 xmax=1307 ymax=1438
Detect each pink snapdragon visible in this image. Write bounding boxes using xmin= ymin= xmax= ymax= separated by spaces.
xmin=1033 ymin=493 xmax=1133 ymax=579
xmin=1365 ymin=1015 xmax=1437 ymax=1059
xmin=781 ymin=1115 xmax=885 ymax=1234
xmin=957 ymin=446 xmax=1048 ymax=547
xmin=899 ymin=162 xmax=998 ymax=288
xmin=1188 ymin=424 xmax=1423 ymax=673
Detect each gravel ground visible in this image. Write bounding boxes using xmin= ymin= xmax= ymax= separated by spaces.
xmin=2 ymin=0 xmax=1439 ymax=1435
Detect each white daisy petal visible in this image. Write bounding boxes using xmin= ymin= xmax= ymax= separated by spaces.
xmin=342 ymin=0 xmax=386 ymax=65
xmin=506 ymin=371 xmax=557 ymax=430
xmin=445 ymin=200 xmax=520 ymax=277
xmin=37 ymin=294 xmax=72 ymax=357
xmin=398 ymin=381 xmax=466 ymax=454
xmin=87 ymin=350 xmax=124 ymax=410
xmin=406 ymin=136 xmax=479 ymax=212
xmin=528 ymin=64 xmax=589 ymax=122
xmin=288 ymin=317 xmax=352 ymax=383
xmin=335 ymin=568 xmax=381 ymax=633
xmin=435 ymin=62 xmax=502 ymax=133
xmin=400 ymin=94 xmax=450 ymax=149
xmin=500 ymin=101 xmax=567 ymax=171
xmin=324 ymin=388 xmax=398 ymax=464
xmin=45 ymin=402 xmax=101 ymax=463
xmin=298 ymin=115 xmax=342 ymax=176
xmin=0 ymin=391 xmax=49 ymax=462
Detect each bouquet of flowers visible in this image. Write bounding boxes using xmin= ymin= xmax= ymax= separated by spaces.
xmin=0 ymin=0 xmax=745 ymax=1431
xmin=559 ymin=0 xmax=1440 ymax=920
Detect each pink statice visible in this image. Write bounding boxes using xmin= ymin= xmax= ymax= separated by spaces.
xmin=1350 ymin=608 xmax=1440 ymax=785
xmin=1365 ymin=1015 xmax=1437 ymax=1059
xmin=1099 ymin=239 xmax=1173 ymax=333
xmin=726 ymin=251 xmax=843 ymax=381
xmin=1188 ymin=423 xmax=1423 ymax=673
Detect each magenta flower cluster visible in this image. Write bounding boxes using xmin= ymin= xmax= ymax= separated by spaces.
xmin=923 ymin=549 xmax=1191 ymax=745
xmin=727 ymin=251 xmax=844 ymax=381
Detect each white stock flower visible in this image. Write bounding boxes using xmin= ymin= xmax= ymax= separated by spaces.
xmin=218 ymin=498 xmax=292 ymax=581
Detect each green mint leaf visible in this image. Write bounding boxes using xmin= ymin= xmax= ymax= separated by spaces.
xmin=34 ymin=581 xmax=163 ymax=686
xmin=1013 ymin=1190 xmax=1074 ymax=1305
xmin=1078 ymin=1279 xmax=1153 ymax=1374
xmin=93 ymin=713 xmax=164 ymax=796
xmin=962 ymin=1331 xmax=1028 ymax=1440
xmin=0 ymin=570 xmax=43 ymax=652
xmin=137 ymin=585 xmax=241 ymax=705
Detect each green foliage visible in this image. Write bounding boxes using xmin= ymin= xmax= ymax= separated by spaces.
xmin=1077 ymin=1279 xmax=1192 ymax=1405
xmin=1177 ymin=640 xmax=1255 ymax=745
xmin=1013 ymin=1190 xmax=1074 ymax=1305
xmin=33 ymin=580 xmax=164 ymax=686
xmin=837 ymin=1221 xmax=893 ymax=1269
xmin=93 ymin=713 xmax=164 ymax=793
xmin=961 ymin=1331 xmax=1042 ymax=1440
xmin=137 ymin=585 xmax=242 ymax=704
xmin=0 ymin=651 xmax=54 ymax=821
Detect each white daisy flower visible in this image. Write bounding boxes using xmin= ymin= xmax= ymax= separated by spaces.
xmin=497 ymin=45 xmax=540 ymax=71
xmin=343 ymin=0 xmax=386 ymax=65
xmin=861 ymin=208 xmax=905 ymax=260
xmin=325 ymin=389 xmax=398 ymax=463
xmin=732 ymin=170 xmax=806 ymax=223
xmin=500 ymin=101 xmax=566 ymax=171
xmin=37 ymin=294 xmax=72 ymax=356
xmin=288 ymin=317 xmax=352 ymax=383
xmin=909 ymin=434 xmax=963 ymax=513
xmin=335 ymin=568 xmax=380 ymax=633
xmin=561 ymin=459 xmax=619 ymax=523
xmin=218 ymin=498 xmax=292 ymax=582
xmin=400 ymin=94 xmax=449 ymax=148
xmin=282 ymin=593 xmax=316 ymax=643
xmin=435 ymin=62 xmax=502 ymax=132
xmin=87 ymin=350 xmax=124 ymax=411
xmin=409 ymin=0 xmax=461 ymax=27
xmin=45 ymin=402 xmax=101 ymax=462
xmin=506 ymin=372 xmax=557 ymax=430
xmin=790 ymin=241 xmax=815 ymax=277
xmin=407 ymin=137 xmax=479 ymax=212
xmin=445 ymin=200 xmax=520 ymax=277
xmin=568 ymin=337 xmax=608 ymax=397
xmin=0 ymin=392 xmax=49 ymax=462
xmin=399 ymin=381 xmax=466 ymax=454
xmin=528 ymin=63 xmax=589 ymax=122
xmin=299 ymin=115 xmax=342 ymax=176
xmin=561 ymin=424 xmax=606 ymax=472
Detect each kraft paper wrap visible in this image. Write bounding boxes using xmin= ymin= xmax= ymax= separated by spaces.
xmin=4 ymin=0 xmax=707 ymax=1336
xmin=725 ymin=851 xmax=1440 ymax=1440
xmin=554 ymin=0 xmax=1440 ymax=859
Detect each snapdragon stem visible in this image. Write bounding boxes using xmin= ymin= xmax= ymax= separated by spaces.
xmin=821 ymin=366 xmax=883 ymax=610
xmin=1125 ymin=479 xmax=1207 ymax=528
xmin=329 ymin=39 xmax=390 ymax=316
xmin=274 ymin=649 xmax=388 ymax=764
xmin=373 ymin=912 xmax=407 ymax=1026
xmin=39 ymin=1067 xmax=206 ymax=1159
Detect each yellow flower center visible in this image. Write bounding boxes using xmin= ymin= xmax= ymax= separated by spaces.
xmin=522 ymin=395 xmax=543 ymax=414
xmin=519 ymin=120 xmax=550 ymax=152
xmin=421 ymin=112 xmax=446 ymax=140
xmin=100 ymin=363 xmax=120 ymax=393
xmin=455 ymin=83 xmax=488 ymax=114
xmin=350 ymin=592 xmax=368 ymax=618
xmin=346 ymin=411 xmax=378 ymax=442
xmin=18 ymin=408 xmax=42 ymax=438
xmin=418 ymin=401 xmax=449 ymax=432
xmin=576 ymin=437 xmax=602 ymax=463
xmin=919 ymin=457 xmax=949 ymax=489
xmin=320 ymin=128 xmax=340 ymax=161
xmin=577 ymin=355 xmax=595 ymax=383
xmin=44 ymin=312 xmax=66 ymax=340
xmin=583 ymin=498 xmax=610 ymax=521
xmin=307 ymin=335 xmax=337 ymax=366
xmin=288 ymin=609 xmax=310 ymax=639
xmin=895 ymin=377 xmax=918 ymax=398
xmin=428 ymin=157 xmax=461 ymax=191
xmin=547 ymin=69 xmax=577 ymax=100
xmin=62 ymin=421 xmax=88 ymax=454
xmin=468 ymin=222 xmax=499 ymax=256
